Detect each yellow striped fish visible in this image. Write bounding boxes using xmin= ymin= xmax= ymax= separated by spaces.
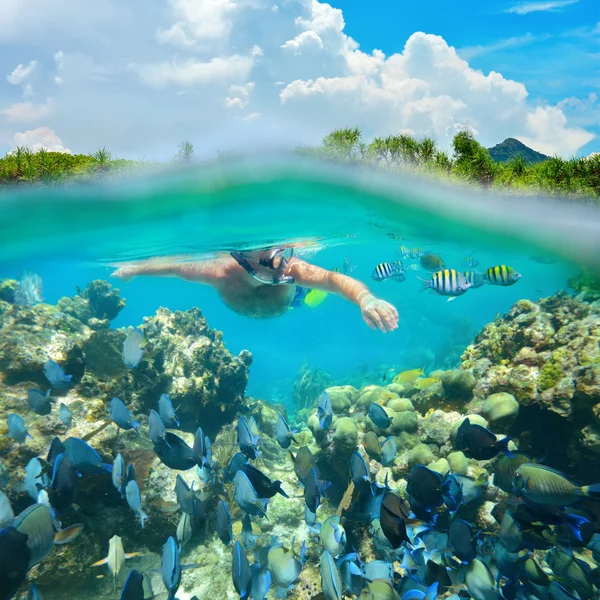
xmin=419 ymin=269 xmax=471 ymax=301
xmin=372 ymin=261 xmax=406 ymax=282
xmin=485 ymin=265 xmax=521 ymax=286
xmin=463 ymin=271 xmax=486 ymax=289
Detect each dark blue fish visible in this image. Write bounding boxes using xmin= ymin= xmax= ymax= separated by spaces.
xmin=49 ymin=453 xmax=77 ymax=516
xmin=345 ymin=478 xmax=390 ymax=523
xmin=112 ymin=454 xmax=127 ymax=498
xmin=154 ymin=432 xmax=199 ymax=471
xmin=304 ymin=467 xmax=330 ymax=514
xmin=27 ymin=582 xmax=44 ymax=600
xmin=192 ymin=427 xmax=210 ymax=468
xmin=161 ymin=536 xmax=181 ymax=600
xmin=237 ymin=416 xmax=260 ymax=460
xmin=14 ymin=503 xmax=55 ymax=568
xmin=368 ymin=403 xmax=391 ymax=429
xmin=6 ymin=414 xmax=32 ymax=444
xmin=44 ymin=360 xmax=72 ymax=390
xmin=241 ymin=514 xmax=256 ymax=549
xmin=275 ymin=415 xmax=298 ymax=449
xmin=127 ymin=463 xmax=136 ymax=484
xmin=290 ymin=447 xmax=317 ymax=486
xmin=109 ymin=398 xmax=140 ymax=434
xmin=336 ymin=553 xmax=367 ymax=597
xmin=175 ymin=475 xmax=196 ymax=515
xmin=232 ymin=540 xmax=252 ymax=600
xmin=197 ymin=436 xmax=215 ymax=484
xmin=381 ymin=437 xmax=398 ymax=467
xmin=249 ymin=559 xmax=271 ymax=600
xmin=317 ymin=391 xmax=333 ymax=430
xmin=234 ymin=471 xmax=268 ymax=518
xmin=0 ymin=461 xmax=8 ymax=489
xmin=126 ymin=480 xmax=147 ymax=528
xmin=27 ymin=389 xmax=53 ymax=415
xmin=46 ymin=437 xmax=66 ymax=467
xmin=349 ymin=452 xmax=370 ymax=488
xmin=216 ymin=499 xmax=233 ymax=546
xmin=224 ymin=452 xmax=248 ymax=482
xmin=64 ymin=437 xmax=112 ymax=475
xmin=240 ymin=464 xmax=289 ymax=499
xmin=148 ymin=410 xmax=169 ymax=447
xmin=455 ymin=418 xmax=513 ymax=460
xmin=122 ymin=328 xmax=144 ymax=369
xmin=449 ymin=519 xmax=477 ymax=563
xmin=407 ymin=465 xmax=456 ymax=512
xmin=379 ymin=491 xmax=410 ymax=548
xmin=58 ymin=403 xmax=72 ymax=428
xmin=120 ymin=569 xmax=144 ymax=600
xmin=158 ymin=394 xmax=179 ymax=428
xmin=320 ymin=550 xmax=343 ymax=600
xmin=0 ymin=526 xmax=31 ymax=600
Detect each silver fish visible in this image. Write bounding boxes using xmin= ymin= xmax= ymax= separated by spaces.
xmin=122 ymin=328 xmax=144 ymax=369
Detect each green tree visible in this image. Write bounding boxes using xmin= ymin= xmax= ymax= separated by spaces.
xmin=177 ymin=140 xmax=195 ymax=163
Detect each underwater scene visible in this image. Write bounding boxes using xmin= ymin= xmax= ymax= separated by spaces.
xmin=1 ymin=160 xmax=600 ymax=600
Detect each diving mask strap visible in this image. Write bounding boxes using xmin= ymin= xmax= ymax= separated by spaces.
xmin=230 ymin=251 xmax=295 ymax=285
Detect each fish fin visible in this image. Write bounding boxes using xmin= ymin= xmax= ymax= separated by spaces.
xmin=446 ymin=296 xmax=456 ymax=302
xmin=561 ymin=513 xmax=589 ymax=542
xmin=124 ymin=552 xmax=141 ymax=559
xmin=417 ymin=277 xmax=430 ymax=291
xmin=495 ymin=436 xmax=514 ymax=458
xmin=582 ymin=483 xmax=600 ymax=498
xmin=276 ymin=483 xmax=289 ymax=499
xmin=91 ymin=558 xmax=109 ymax=567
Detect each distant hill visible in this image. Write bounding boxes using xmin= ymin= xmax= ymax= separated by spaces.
xmin=488 ymin=138 xmax=549 ymax=164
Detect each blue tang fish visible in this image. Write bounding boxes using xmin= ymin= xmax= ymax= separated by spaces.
xmin=148 ymin=409 xmax=169 ymax=447
xmin=249 ymin=559 xmax=271 ymax=600
xmin=22 ymin=458 xmax=49 ymax=500
xmin=109 ymin=398 xmax=140 ymax=434
xmin=234 ymin=471 xmax=268 ymax=518
xmin=125 ymin=480 xmax=147 ymax=529
xmin=232 ymin=541 xmax=252 ymax=599
xmin=158 ymin=394 xmax=179 ymax=428
xmin=320 ymin=550 xmax=343 ymax=600
xmin=317 ymin=391 xmax=333 ymax=430
xmin=58 ymin=403 xmax=72 ymax=428
xmin=368 ymin=403 xmax=391 ymax=429
xmin=275 ymin=415 xmax=298 ymax=449
xmin=225 ymin=452 xmax=248 ymax=482
xmin=0 ymin=526 xmax=31 ymax=600
xmin=237 ymin=416 xmax=260 ymax=460
xmin=122 ymin=328 xmax=144 ymax=369
xmin=119 ymin=569 xmax=145 ymax=600
xmin=161 ymin=536 xmax=181 ymax=600
xmin=64 ymin=437 xmax=112 ymax=475
xmin=175 ymin=475 xmax=196 ymax=515
xmin=112 ymin=454 xmax=127 ymax=498
xmin=49 ymin=453 xmax=77 ymax=515
xmin=381 ymin=437 xmax=398 ymax=467
xmin=44 ymin=360 xmax=72 ymax=390
xmin=6 ymin=414 xmax=32 ymax=444
xmin=216 ymin=499 xmax=233 ymax=546
xmin=27 ymin=389 xmax=53 ymax=415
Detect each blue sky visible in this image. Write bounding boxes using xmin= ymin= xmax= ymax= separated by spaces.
xmin=0 ymin=0 xmax=597 ymax=158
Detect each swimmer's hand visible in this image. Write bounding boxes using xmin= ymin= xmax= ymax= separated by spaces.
xmin=111 ymin=266 xmax=138 ymax=282
xmin=359 ymin=294 xmax=399 ymax=333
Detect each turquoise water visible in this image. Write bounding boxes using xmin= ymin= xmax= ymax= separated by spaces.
xmin=0 ymin=159 xmax=592 ymax=407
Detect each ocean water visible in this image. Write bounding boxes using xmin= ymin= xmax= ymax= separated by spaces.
xmin=2 ymin=157 xmax=600 ymax=600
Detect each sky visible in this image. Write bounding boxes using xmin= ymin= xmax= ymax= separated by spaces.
xmin=0 ymin=0 xmax=598 ymax=159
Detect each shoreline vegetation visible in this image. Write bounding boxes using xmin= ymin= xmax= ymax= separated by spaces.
xmin=0 ymin=129 xmax=598 ymax=200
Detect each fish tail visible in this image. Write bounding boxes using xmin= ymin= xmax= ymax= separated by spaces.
xmin=140 ymin=511 xmax=148 ymax=529
xmin=561 ymin=512 xmax=590 ymax=542
xmin=417 ymin=277 xmax=430 ymax=291
xmin=582 ymin=483 xmax=600 ymax=498
xmin=276 ymin=482 xmax=289 ymax=498
xmin=495 ymin=436 xmax=514 ymax=458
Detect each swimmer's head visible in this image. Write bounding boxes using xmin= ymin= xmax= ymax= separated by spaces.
xmin=231 ymin=247 xmax=295 ymax=285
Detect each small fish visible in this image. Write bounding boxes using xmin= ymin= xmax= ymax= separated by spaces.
xmin=27 ymin=582 xmax=44 ymax=600
xmin=363 ymin=431 xmax=382 ymax=461
xmin=317 ymin=391 xmax=333 ymax=430
xmin=290 ymin=446 xmax=317 ymax=485
xmin=224 ymin=452 xmax=248 ymax=482
xmin=175 ymin=475 xmax=196 ymax=515
xmin=362 ymin=560 xmax=394 ymax=584
xmin=0 ymin=526 xmax=31 ymax=600
xmin=234 ymin=471 xmax=268 ymax=518
xmin=44 ymin=360 xmax=72 ymax=390
xmin=372 ymin=261 xmax=407 ymax=282
xmin=22 ymin=457 xmax=49 ymax=500
xmin=462 ymin=270 xmax=486 ymax=289
xmin=380 ymin=437 xmax=397 ymax=467
xmin=239 ymin=464 xmax=288 ymax=499
xmin=192 ymin=426 xmax=211 ymax=469
xmin=6 ymin=414 xmax=32 ymax=444
xmin=237 ymin=416 xmax=261 ymax=460
xmin=368 ymin=403 xmax=391 ymax=429
xmin=123 ymin=328 xmax=144 ymax=369
xmin=267 ymin=541 xmax=306 ymax=593
xmin=545 ymin=547 xmax=595 ymax=599
xmin=216 ymin=499 xmax=233 ymax=546
xmin=161 ymin=536 xmax=181 ymax=600
xmin=14 ymin=503 xmax=55 ymax=568
xmin=27 ymin=389 xmax=53 ymax=415
xmin=420 ymin=252 xmax=445 ymax=272
xmin=14 ymin=271 xmax=43 ymax=307
xmin=109 ymin=398 xmax=140 ymax=434
xmin=319 ymin=516 xmax=347 ymax=558
xmin=401 ymin=583 xmax=438 ymax=600
xmin=448 ymin=519 xmax=477 ymax=563
xmin=120 ymin=569 xmax=145 ymax=600
xmin=232 ymin=540 xmax=252 ymax=600
xmin=125 ymin=480 xmax=148 ymax=528
xmin=412 ymin=377 xmax=440 ymax=390
xmin=92 ymin=535 xmax=140 ymax=584
xmin=400 ymin=246 xmax=423 ymax=259
xmin=464 ymin=256 xmax=480 ymax=268
xmin=158 ymin=394 xmax=179 ymax=428
xmin=49 ymin=453 xmax=77 ymax=515
xmin=64 ymin=437 xmax=112 ymax=475
xmin=249 ymin=558 xmax=271 ymax=600
xmin=343 ymin=256 xmax=356 ymax=275
xmin=148 ymin=409 xmax=169 ymax=447
xmin=513 ymin=463 xmax=600 ymax=506
xmin=321 ymin=549 xmax=343 ymax=600
xmin=451 ymin=473 xmax=488 ymax=504
xmin=393 ymin=368 xmax=425 ymax=384
xmin=499 ymin=510 xmax=530 ymax=553
xmin=484 ymin=265 xmax=521 ymax=286
xmin=241 ymin=513 xmax=256 ymax=549
xmin=112 ymin=454 xmax=127 ymax=498
xmin=0 ymin=491 xmax=14 ymax=527
xmin=305 ymin=467 xmax=329 ymax=514
xmin=407 ymin=465 xmax=455 ymax=511
xmin=455 ymin=418 xmax=513 ymax=460
xmin=494 ymin=453 xmax=531 ymax=493
xmin=349 ymin=451 xmax=371 ymax=488
xmin=58 ymin=403 xmax=72 ymax=428
xmin=53 ymin=523 xmax=84 ymax=545
xmin=47 ymin=437 xmax=66 ymax=466
xmin=154 ymin=432 xmax=198 ymax=471
xmin=176 ymin=512 xmax=193 ymax=547
xmin=419 ymin=269 xmax=472 ymax=301
xmin=275 ymin=415 xmax=298 ymax=449
xmin=360 ymin=579 xmax=401 ymax=599
xmin=463 ymin=558 xmax=503 ymax=600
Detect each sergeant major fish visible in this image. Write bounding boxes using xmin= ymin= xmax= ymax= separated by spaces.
xmin=372 ymin=261 xmax=407 ymax=282
xmin=484 ymin=265 xmax=521 ymax=286
xmin=418 ymin=269 xmax=472 ymax=301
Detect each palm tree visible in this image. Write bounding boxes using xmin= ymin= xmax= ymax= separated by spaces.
xmin=177 ymin=141 xmax=194 ymax=163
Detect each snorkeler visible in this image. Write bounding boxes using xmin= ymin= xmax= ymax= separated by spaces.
xmin=111 ymin=247 xmax=399 ymax=333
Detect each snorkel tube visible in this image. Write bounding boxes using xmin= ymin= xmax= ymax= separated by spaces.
xmin=231 ymin=247 xmax=295 ymax=285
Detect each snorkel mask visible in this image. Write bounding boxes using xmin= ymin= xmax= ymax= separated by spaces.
xmin=231 ymin=247 xmax=295 ymax=285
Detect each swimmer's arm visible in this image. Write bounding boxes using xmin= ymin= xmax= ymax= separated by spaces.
xmin=111 ymin=257 xmax=231 ymax=284
xmin=286 ymin=259 xmax=399 ymax=332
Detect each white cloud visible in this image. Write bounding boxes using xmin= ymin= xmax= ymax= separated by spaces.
xmin=13 ymin=126 xmax=71 ymax=153
xmin=517 ymin=106 xmax=595 ymax=156
xmin=54 ymin=51 xmax=64 ymax=84
xmin=459 ymin=33 xmax=551 ymax=59
xmin=506 ymin=0 xmax=579 ymax=15
xmin=132 ymin=55 xmax=254 ymax=87
xmin=281 ymin=30 xmax=324 ymax=54
xmin=1 ymin=99 xmax=53 ymax=123
xmin=225 ymin=82 xmax=255 ymax=108
xmin=7 ymin=60 xmax=37 ymax=85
